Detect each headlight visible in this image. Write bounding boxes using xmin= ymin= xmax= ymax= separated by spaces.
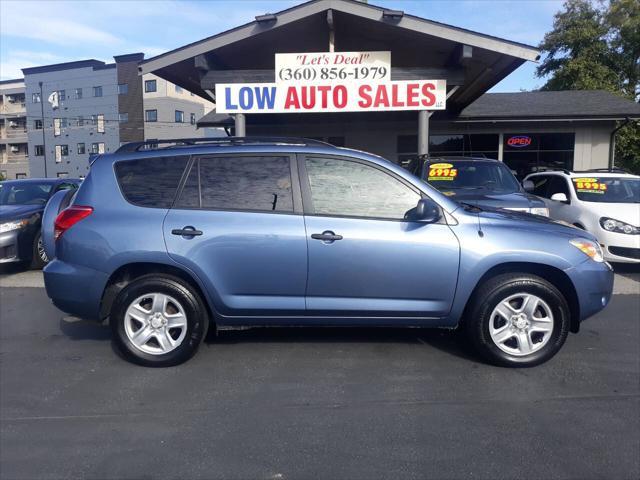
xmin=570 ymin=238 xmax=604 ymax=262
xmin=530 ymin=207 xmax=549 ymax=217
xmin=599 ymin=217 xmax=639 ymax=235
xmin=0 ymin=219 xmax=29 ymax=233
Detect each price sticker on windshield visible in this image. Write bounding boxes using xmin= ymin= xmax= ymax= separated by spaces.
xmin=573 ymin=177 xmax=607 ymax=194
xmin=428 ymin=163 xmax=458 ymax=181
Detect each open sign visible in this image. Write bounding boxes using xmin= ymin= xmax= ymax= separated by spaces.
xmin=507 ymin=135 xmax=532 ymax=148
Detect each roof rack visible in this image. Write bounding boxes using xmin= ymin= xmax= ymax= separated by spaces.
xmin=115 ymin=136 xmax=334 ymax=153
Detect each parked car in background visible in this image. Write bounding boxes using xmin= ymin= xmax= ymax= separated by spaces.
xmin=42 ymin=138 xmax=612 ymax=367
xmin=407 ymin=156 xmax=549 ymax=216
xmin=0 ymin=178 xmax=80 ymax=269
xmin=524 ymin=169 xmax=640 ymax=263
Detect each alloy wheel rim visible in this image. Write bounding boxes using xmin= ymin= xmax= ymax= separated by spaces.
xmin=124 ymin=293 xmax=188 ymax=355
xmin=37 ymin=237 xmax=48 ymax=263
xmin=488 ymin=293 xmax=554 ymax=357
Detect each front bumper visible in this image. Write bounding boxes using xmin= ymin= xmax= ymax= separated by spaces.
xmin=598 ymin=231 xmax=640 ymax=263
xmin=0 ymin=230 xmax=23 ymax=264
xmin=565 ymin=259 xmax=614 ymax=323
xmin=43 ymin=259 xmax=109 ymax=321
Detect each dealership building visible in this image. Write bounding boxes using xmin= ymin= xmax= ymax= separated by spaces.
xmin=137 ymin=0 xmax=640 ymax=178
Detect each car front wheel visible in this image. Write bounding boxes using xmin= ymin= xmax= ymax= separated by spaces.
xmin=465 ymin=273 xmax=570 ymax=367
xmin=30 ymin=232 xmax=48 ymax=269
xmin=110 ymin=274 xmax=209 ymax=367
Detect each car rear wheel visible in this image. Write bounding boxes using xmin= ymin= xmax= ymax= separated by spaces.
xmin=110 ymin=274 xmax=209 ymax=367
xmin=465 ymin=273 xmax=570 ymax=367
xmin=30 ymin=232 xmax=48 ymax=269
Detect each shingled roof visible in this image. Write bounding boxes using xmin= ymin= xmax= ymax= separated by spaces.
xmin=459 ymin=90 xmax=640 ymax=120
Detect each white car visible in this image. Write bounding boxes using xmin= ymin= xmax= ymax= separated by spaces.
xmin=524 ymin=169 xmax=640 ymax=263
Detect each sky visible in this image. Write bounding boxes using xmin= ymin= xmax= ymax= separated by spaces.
xmin=0 ymin=0 xmax=564 ymax=92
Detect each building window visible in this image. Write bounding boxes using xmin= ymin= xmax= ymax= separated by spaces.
xmin=144 ymin=79 xmax=157 ymax=93
xmin=91 ymin=142 xmax=105 ymax=154
xmin=16 ymin=173 xmax=27 ymax=179
xmin=91 ymin=114 xmax=97 ymax=126
xmin=175 ymin=85 xmax=183 ymax=93
xmin=97 ymin=114 xmax=105 ymax=133
xmin=57 ymin=172 xmax=69 ymax=178
xmin=32 ymin=92 xmax=41 ymax=103
xmin=145 ymin=109 xmax=157 ymax=122
xmin=118 ymin=83 xmax=128 ymax=95
xmin=35 ymin=145 xmax=44 ymax=156
xmin=75 ymin=88 xmax=83 ymax=99
xmin=77 ymin=143 xmax=86 ymax=154
xmin=119 ymin=113 xmax=129 ymax=123
xmin=77 ymin=116 xmax=84 ymax=127
xmin=175 ymin=110 xmax=184 ymax=123
xmin=54 ymin=145 xmax=67 ymax=163
xmin=53 ymin=118 xmax=61 ymax=136
xmin=34 ymin=119 xmax=43 ymax=130
xmin=60 ymin=118 xmax=68 ymax=129
xmin=58 ymin=90 xmax=66 ymax=101
xmin=396 ymin=134 xmax=499 ymax=169
xmin=190 ymin=113 xmax=196 ymax=125
xmin=93 ymin=86 xmax=102 ymax=97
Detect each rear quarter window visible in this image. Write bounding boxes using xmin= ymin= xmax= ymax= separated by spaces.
xmin=115 ymin=156 xmax=189 ymax=208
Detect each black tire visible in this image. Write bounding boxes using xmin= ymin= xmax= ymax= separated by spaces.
xmin=465 ymin=273 xmax=570 ymax=367
xmin=110 ymin=274 xmax=209 ymax=367
xmin=30 ymin=231 xmax=48 ymax=270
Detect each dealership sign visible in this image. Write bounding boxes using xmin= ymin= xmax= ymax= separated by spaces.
xmin=217 ymin=80 xmax=446 ymax=113
xmin=275 ymin=51 xmax=391 ymax=83
xmin=216 ymin=51 xmax=447 ymax=114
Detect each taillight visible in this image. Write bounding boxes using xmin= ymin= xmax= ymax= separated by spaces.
xmin=54 ymin=206 xmax=93 ymax=240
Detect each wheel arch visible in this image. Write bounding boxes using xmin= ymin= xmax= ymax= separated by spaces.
xmin=99 ymin=262 xmax=216 ymax=326
xmin=463 ymin=262 xmax=581 ymax=333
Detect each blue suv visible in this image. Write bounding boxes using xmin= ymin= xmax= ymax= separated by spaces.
xmin=42 ymin=138 xmax=614 ymax=367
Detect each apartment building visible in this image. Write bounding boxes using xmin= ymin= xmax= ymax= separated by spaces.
xmin=142 ymin=74 xmax=215 ymax=141
xmin=22 ymin=54 xmax=214 ymax=178
xmin=0 ymin=79 xmax=29 ymax=180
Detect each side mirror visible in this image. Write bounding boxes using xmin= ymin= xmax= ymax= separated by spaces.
xmin=522 ymin=180 xmax=534 ymax=192
xmin=550 ymin=192 xmax=569 ymax=203
xmin=406 ymin=198 xmax=441 ymax=223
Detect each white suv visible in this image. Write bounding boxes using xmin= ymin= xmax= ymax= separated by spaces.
xmin=524 ymin=169 xmax=640 ymax=263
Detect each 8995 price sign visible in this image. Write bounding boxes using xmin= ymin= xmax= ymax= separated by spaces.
xmin=275 ymin=51 xmax=391 ymax=84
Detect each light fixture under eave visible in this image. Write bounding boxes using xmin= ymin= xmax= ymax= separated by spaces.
xmin=255 ymin=13 xmax=277 ymax=23
xmin=382 ymin=10 xmax=404 ymax=20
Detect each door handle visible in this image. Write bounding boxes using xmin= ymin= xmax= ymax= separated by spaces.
xmin=311 ymin=231 xmax=343 ymax=242
xmin=171 ymin=226 xmax=203 ymax=237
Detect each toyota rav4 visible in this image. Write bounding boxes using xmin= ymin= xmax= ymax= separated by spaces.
xmin=42 ymin=137 xmax=614 ymax=367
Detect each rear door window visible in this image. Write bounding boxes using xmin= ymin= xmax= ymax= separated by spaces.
xmin=176 ymin=155 xmax=294 ymax=212
xmin=115 ymin=156 xmax=189 ymax=208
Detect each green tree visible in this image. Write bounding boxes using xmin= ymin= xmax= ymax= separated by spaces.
xmin=536 ymin=0 xmax=640 ymax=173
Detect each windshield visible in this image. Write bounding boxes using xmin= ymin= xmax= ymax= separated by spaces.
xmin=424 ymin=160 xmax=521 ymax=194
xmin=571 ymin=177 xmax=640 ymax=203
xmin=0 ymin=182 xmax=53 ymax=206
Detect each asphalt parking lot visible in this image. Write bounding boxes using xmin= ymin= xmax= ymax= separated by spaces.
xmin=0 ymin=267 xmax=638 ymax=480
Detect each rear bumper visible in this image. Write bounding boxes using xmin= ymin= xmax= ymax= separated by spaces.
xmin=565 ymin=259 xmax=614 ymax=323
xmin=43 ymin=260 xmax=108 ymax=321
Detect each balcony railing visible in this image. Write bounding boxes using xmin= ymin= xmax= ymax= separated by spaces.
xmin=0 ymin=104 xmax=26 ymax=115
